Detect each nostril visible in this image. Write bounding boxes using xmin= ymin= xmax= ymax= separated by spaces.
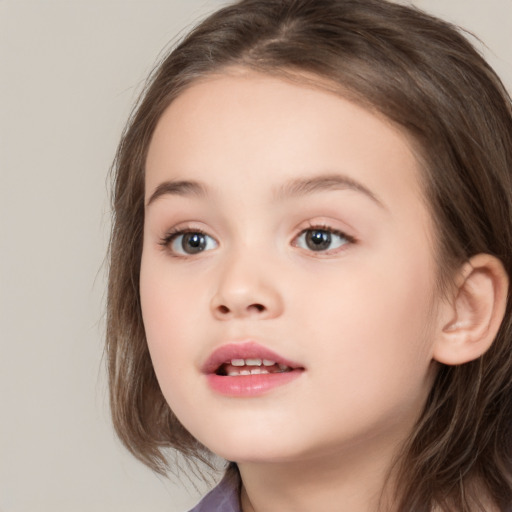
xmin=248 ymin=303 xmax=265 ymax=313
xmin=213 ymin=301 xmax=270 ymax=318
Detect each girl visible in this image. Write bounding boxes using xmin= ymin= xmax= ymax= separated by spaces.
xmin=106 ymin=0 xmax=512 ymax=510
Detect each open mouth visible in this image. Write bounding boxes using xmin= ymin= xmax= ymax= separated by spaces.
xmin=215 ymin=358 xmax=294 ymax=376
xmin=204 ymin=342 xmax=304 ymax=396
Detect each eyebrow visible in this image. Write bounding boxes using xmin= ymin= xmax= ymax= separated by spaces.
xmin=274 ymin=173 xmax=386 ymax=209
xmin=146 ymin=179 xmax=207 ymax=207
xmin=146 ymin=173 xmax=386 ymax=209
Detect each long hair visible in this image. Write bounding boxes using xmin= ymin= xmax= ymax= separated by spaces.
xmin=107 ymin=1 xmax=512 ymax=509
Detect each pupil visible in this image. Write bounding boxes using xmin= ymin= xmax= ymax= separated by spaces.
xmin=306 ymin=230 xmax=331 ymax=251
xmin=183 ymin=233 xmax=206 ymax=253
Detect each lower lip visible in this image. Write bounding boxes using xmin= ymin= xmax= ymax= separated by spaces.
xmin=206 ymin=370 xmax=303 ymax=397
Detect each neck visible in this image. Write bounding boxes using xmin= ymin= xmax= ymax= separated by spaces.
xmin=238 ymin=436 xmax=404 ymax=512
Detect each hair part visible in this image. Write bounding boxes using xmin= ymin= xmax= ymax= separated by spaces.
xmin=107 ymin=0 xmax=512 ymax=509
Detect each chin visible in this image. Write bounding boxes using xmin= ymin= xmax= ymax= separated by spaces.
xmin=197 ymin=428 xmax=318 ymax=465
xmin=189 ymin=425 xmax=286 ymax=461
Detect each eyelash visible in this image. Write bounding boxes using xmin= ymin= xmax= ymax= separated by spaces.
xmin=159 ymin=226 xmax=215 ymax=256
xmin=160 ymin=226 xmax=204 ymax=246
xmin=159 ymin=224 xmax=356 ymax=257
xmin=293 ymin=224 xmax=356 ymax=254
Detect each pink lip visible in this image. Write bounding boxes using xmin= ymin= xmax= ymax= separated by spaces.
xmin=202 ymin=341 xmax=304 ymax=397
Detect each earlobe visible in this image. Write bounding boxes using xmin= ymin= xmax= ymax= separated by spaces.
xmin=433 ymin=254 xmax=509 ymax=366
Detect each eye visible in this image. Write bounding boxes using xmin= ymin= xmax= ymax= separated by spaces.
xmin=163 ymin=230 xmax=218 ymax=255
xmin=294 ymin=227 xmax=352 ymax=253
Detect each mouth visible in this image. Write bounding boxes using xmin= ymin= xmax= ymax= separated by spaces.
xmin=215 ymin=358 xmax=294 ymax=376
xmin=202 ymin=341 xmax=304 ymax=396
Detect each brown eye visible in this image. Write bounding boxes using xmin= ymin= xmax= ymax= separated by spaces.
xmin=305 ymin=230 xmax=332 ymax=251
xmin=295 ymin=228 xmax=349 ymax=252
xmin=168 ymin=231 xmax=218 ymax=255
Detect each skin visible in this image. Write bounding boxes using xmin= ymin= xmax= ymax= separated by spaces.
xmin=140 ymin=71 xmax=496 ymax=511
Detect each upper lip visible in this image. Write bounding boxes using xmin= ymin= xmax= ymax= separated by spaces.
xmin=201 ymin=341 xmax=304 ymax=374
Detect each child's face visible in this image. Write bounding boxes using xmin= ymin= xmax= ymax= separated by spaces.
xmin=141 ymin=71 xmax=441 ymax=464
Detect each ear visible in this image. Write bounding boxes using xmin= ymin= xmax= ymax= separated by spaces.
xmin=433 ymin=253 xmax=509 ymax=365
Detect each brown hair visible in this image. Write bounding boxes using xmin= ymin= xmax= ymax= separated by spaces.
xmin=106 ymin=0 xmax=512 ymax=509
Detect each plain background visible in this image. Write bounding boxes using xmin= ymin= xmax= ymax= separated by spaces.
xmin=1 ymin=1 xmax=510 ymax=511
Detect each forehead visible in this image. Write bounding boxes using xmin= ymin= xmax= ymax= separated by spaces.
xmin=145 ymin=70 xmax=427 ymax=214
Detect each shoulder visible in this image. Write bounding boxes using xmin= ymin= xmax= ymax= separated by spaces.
xmin=188 ymin=471 xmax=241 ymax=512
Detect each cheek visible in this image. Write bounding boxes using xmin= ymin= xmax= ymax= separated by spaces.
xmin=303 ymin=263 xmax=437 ymax=442
xmin=298 ymin=242 xmax=438 ymax=388
xmin=139 ymin=253 xmax=198 ymax=382
xmin=139 ymin=265 xmax=205 ymax=426
xmin=140 ymin=245 xmax=207 ymax=334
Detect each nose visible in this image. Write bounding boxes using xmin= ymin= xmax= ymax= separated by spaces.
xmin=210 ymin=252 xmax=284 ymax=321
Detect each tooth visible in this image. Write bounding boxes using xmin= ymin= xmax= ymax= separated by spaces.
xmin=227 ymin=370 xmax=240 ymax=376
xmin=245 ymin=358 xmax=262 ymax=366
xmin=278 ymin=364 xmax=289 ymax=371
xmin=263 ymin=359 xmax=276 ymax=366
xmin=240 ymin=370 xmax=251 ymax=376
xmin=231 ymin=359 xmax=245 ymax=366
xmin=250 ymin=368 xmax=270 ymax=375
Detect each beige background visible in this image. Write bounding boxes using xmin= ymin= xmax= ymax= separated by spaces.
xmin=1 ymin=1 xmax=510 ymax=511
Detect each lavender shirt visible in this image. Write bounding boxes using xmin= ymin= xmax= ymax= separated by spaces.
xmin=188 ymin=473 xmax=241 ymax=512
xmin=187 ymin=472 xmax=512 ymax=511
